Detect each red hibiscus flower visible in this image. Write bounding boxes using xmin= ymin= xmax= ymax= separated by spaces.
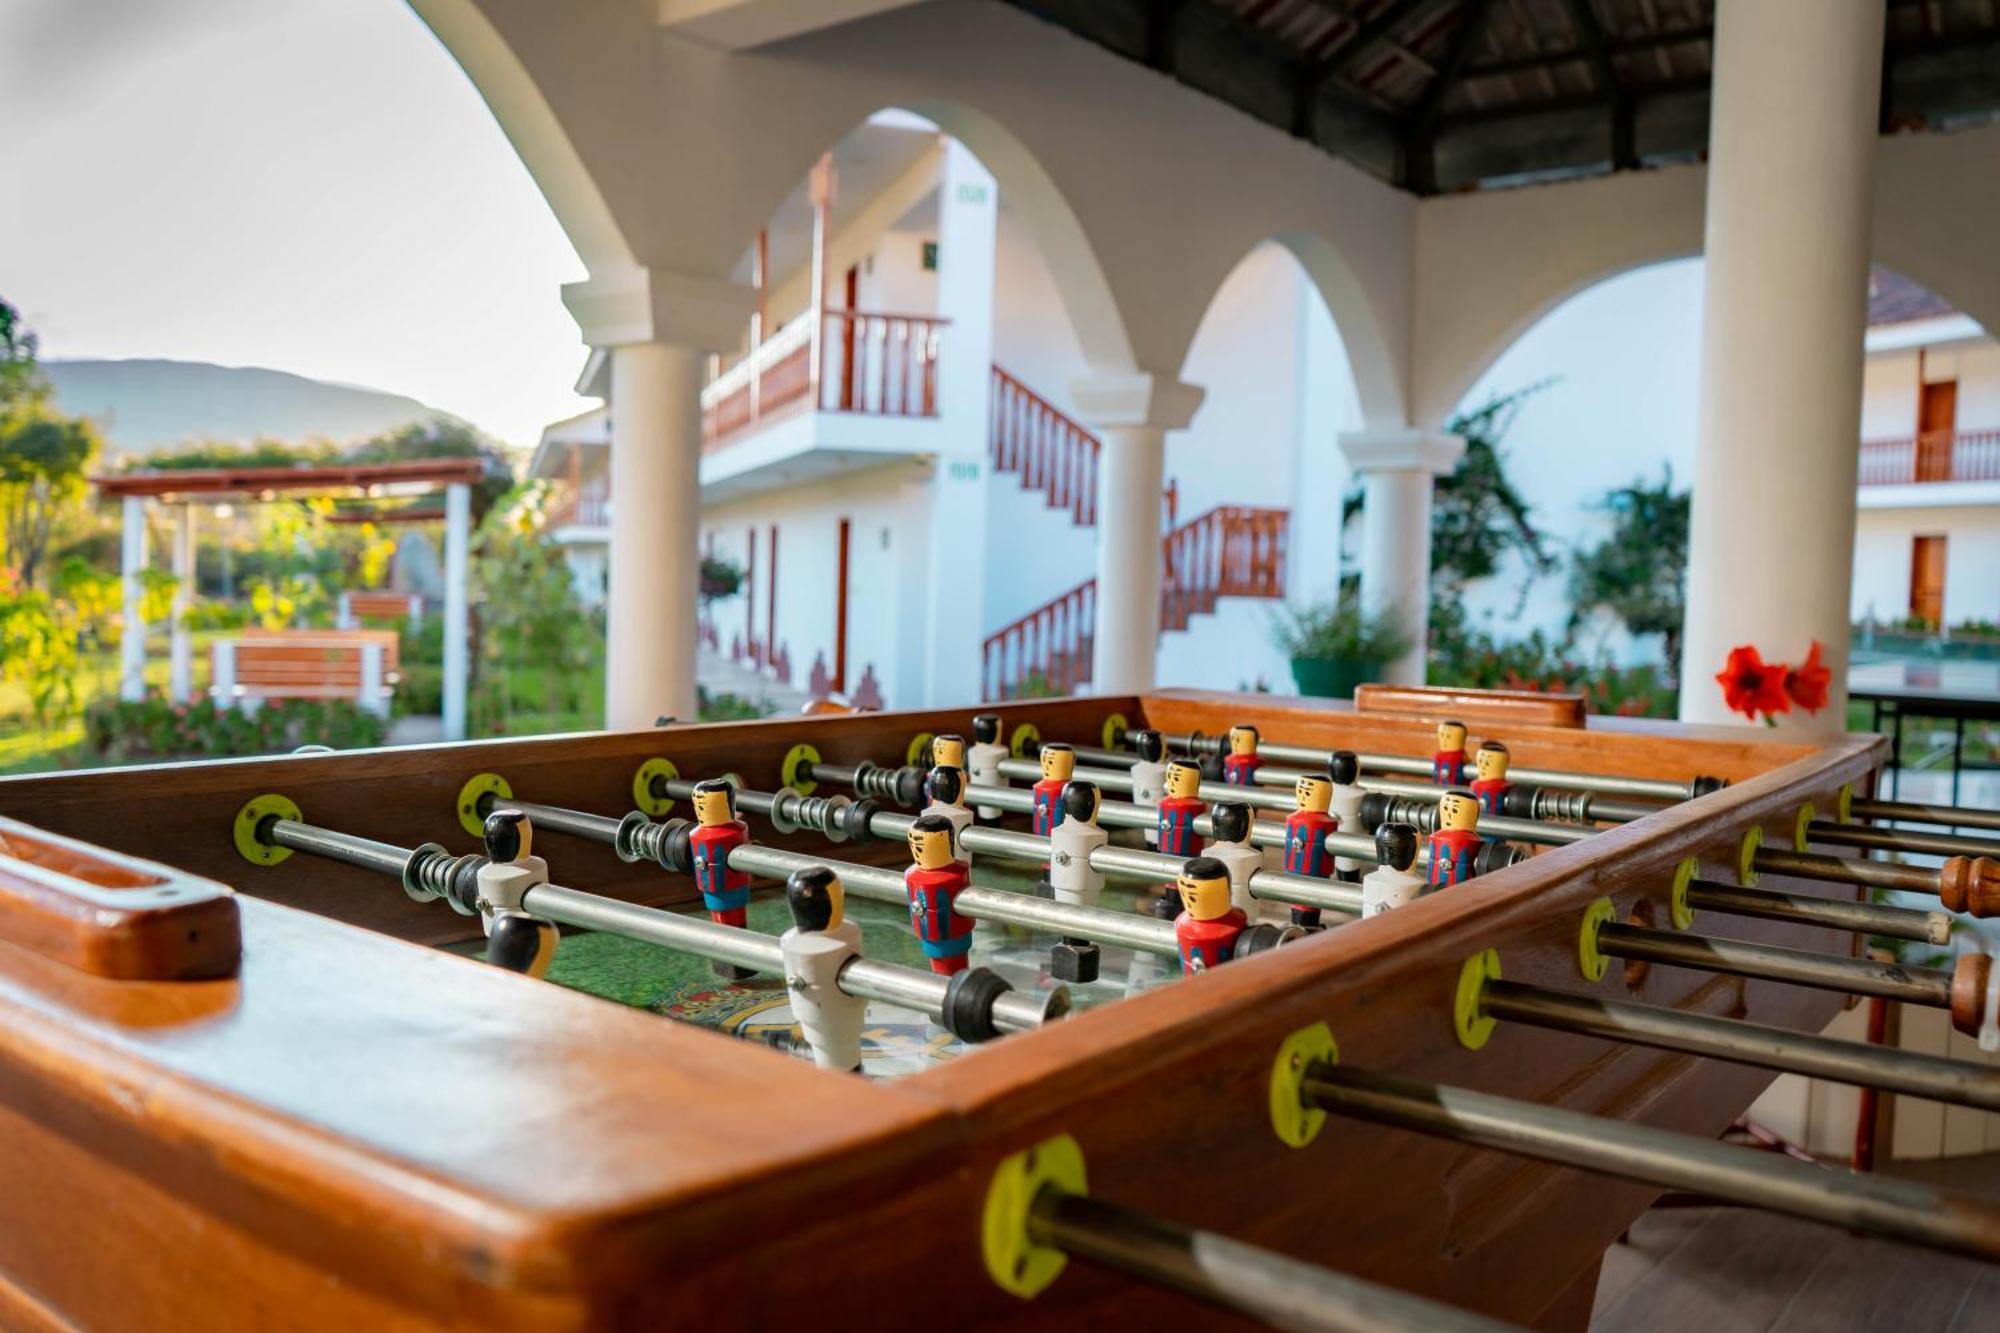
xmin=1784 ymin=640 xmax=1831 ymax=714
xmin=1716 ymin=645 xmax=1792 ymax=721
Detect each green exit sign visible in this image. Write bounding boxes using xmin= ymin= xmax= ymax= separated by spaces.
xmin=948 ymin=460 xmax=981 ymax=482
xmin=956 ymin=183 xmax=989 ymax=205
xmin=922 ymin=241 xmax=938 ymax=271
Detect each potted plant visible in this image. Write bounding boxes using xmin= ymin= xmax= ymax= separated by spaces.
xmin=1271 ymin=594 xmax=1410 ymax=699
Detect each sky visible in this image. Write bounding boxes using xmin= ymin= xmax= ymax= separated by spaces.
xmin=0 ymin=0 xmax=592 ymax=446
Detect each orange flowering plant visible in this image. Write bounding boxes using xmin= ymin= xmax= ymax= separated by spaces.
xmin=1716 ymin=640 xmax=1832 ymax=723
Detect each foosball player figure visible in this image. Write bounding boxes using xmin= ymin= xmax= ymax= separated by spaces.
xmin=476 ymin=808 xmax=559 ymax=978
xmin=1282 ymin=768 xmax=1338 ymax=929
xmin=690 ymin=778 xmax=757 ymax=980
xmin=1173 ymin=857 xmax=1246 ymax=975
xmin=1032 ymin=743 xmax=1076 ymax=837
xmin=1128 ymin=728 xmax=1169 ymax=844
xmin=1427 ymin=788 xmax=1485 ymax=889
xmin=1362 ymin=823 xmax=1425 ymax=917
xmin=1470 ymin=740 xmax=1512 ymax=815
xmin=1204 ymin=801 xmax=1264 ymax=919
xmin=1046 ymin=780 xmax=1109 ymax=983
xmin=968 ymin=712 xmax=1007 ymax=821
xmin=930 ymin=732 xmax=967 ymax=773
xmin=1221 ymin=724 xmax=1264 ymax=786
xmin=780 ymin=867 xmax=867 ymax=1073
xmin=923 ymin=763 xmax=975 ymax=864
xmin=1433 ymin=719 xmax=1470 ymax=786
xmin=1156 ymin=758 xmax=1207 ymax=858
xmin=1329 ymin=750 xmax=1366 ymax=885
xmin=905 ymin=814 xmax=974 ymax=977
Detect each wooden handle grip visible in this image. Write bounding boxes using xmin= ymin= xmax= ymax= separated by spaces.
xmin=1352 ymin=684 xmax=1589 ymax=730
xmin=0 ymin=818 xmax=240 ymax=980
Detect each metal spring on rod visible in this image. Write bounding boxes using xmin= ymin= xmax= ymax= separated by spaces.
xmin=770 ymin=789 xmax=855 ymax=841
xmin=402 ymin=844 xmax=483 ymax=915
xmin=1372 ymin=795 xmax=1440 ymax=833
xmin=849 ymin=761 xmax=914 ymax=803
xmin=618 ymin=813 xmax=682 ymax=869
xmin=1527 ymin=788 xmax=1596 ymax=824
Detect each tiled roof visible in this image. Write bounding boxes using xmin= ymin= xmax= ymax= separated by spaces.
xmin=1868 ymin=267 xmax=1957 ymax=326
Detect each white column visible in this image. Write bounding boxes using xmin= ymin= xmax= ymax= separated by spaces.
xmin=1679 ymin=0 xmax=1884 ymax=731
xmin=169 ymin=504 xmax=196 ymax=703
xmin=607 ymin=341 xmax=704 ymax=728
xmin=1338 ymin=428 xmax=1466 ymax=685
xmin=1073 ymin=373 xmax=1205 ymax=694
xmin=442 ymin=482 xmax=470 ymax=741
xmin=921 ymin=138 xmax=996 ymax=704
xmin=119 ymin=495 xmax=148 ymax=702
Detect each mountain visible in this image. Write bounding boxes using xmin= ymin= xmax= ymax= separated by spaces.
xmin=41 ymin=359 xmax=469 ymax=458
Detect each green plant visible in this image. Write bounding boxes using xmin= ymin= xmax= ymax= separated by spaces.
xmin=0 ymin=575 xmax=80 ymax=726
xmin=1009 ymin=671 xmax=1064 ymax=701
xmin=697 ymin=688 xmax=770 ymax=722
xmin=1270 ymin=593 xmax=1410 ymax=664
xmin=699 ymin=555 xmax=745 ymax=603
xmin=80 ymin=696 xmax=387 ymax=762
xmin=1568 ymin=468 xmax=1691 ymax=674
xmin=469 ymin=489 xmax=599 ymax=734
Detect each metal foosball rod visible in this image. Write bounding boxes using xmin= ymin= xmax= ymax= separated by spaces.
xmin=1475 ymin=979 xmax=2000 ymax=1112
xmin=1295 ymin=1064 xmax=2000 ymax=1261
xmin=1682 ymin=878 xmax=1951 ymax=944
xmin=984 ymin=1137 xmax=1511 ymax=1333
xmin=492 ymin=793 xmax=1184 ymax=959
xmin=686 ymin=773 xmax=1367 ymax=918
xmin=1748 ymin=845 xmax=1998 ymax=916
xmin=1591 ymin=919 xmax=1988 ymax=1021
xmin=1807 ymin=820 xmax=2000 ymax=861
xmin=993 ymin=756 xmax=1592 ymax=850
xmin=1846 ymin=796 xmax=2000 ymax=834
xmin=1062 ymin=730 xmax=1719 ymax=804
xmin=245 ymin=807 xmax=1062 ymax=1039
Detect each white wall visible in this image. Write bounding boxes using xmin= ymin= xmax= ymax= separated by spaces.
xmin=861 ymin=226 xmax=937 ymax=315
xmin=1451 ymin=259 xmax=1706 ymax=667
xmin=701 ymin=460 xmax=924 ymax=705
xmin=1853 ymin=504 xmax=2000 ymax=626
xmin=1861 ymin=349 xmax=1922 ymax=440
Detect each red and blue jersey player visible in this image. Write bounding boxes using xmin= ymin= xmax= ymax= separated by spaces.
xmin=1470 ymin=740 xmax=1513 ymax=816
xmin=1221 ymin=724 xmax=1264 ymax=786
xmin=904 ymin=814 xmax=975 ymax=975
xmin=1427 ymin=788 xmax=1485 ymax=888
xmin=1173 ymin=856 xmax=1247 ymax=974
xmin=1032 ymin=743 xmax=1076 ymax=837
xmin=1156 ymin=758 xmax=1207 ymax=858
xmin=1282 ymin=766 xmax=1339 ymax=927
xmin=688 ymin=779 xmax=751 ymax=928
xmin=1433 ymin=719 xmax=1470 ymax=786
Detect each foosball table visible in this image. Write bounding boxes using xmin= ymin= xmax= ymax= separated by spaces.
xmin=1 ymin=686 xmax=1998 ymax=1330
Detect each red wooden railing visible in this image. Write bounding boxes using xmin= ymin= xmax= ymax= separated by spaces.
xmin=990 ymin=366 xmax=1101 ymax=526
xmin=979 ymin=505 xmax=1290 ymax=700
xmin=545 ymin=483 xmax=609 ymax=530
xmin=1161 ymin=506 xmax=1289 ymax=631
xmin=702 ymin=309 xmax=943 ymax=449
xmin=1857 ymin=429 xmax=2000 ymax=485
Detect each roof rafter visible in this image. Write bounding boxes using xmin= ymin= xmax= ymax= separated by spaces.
xmin=1403 ymin=0 xmax=1502 ymax=190
xmin=1554 ymin=0 xmax=1634 ymax=168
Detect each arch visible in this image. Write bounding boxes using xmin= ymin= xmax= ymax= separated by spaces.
xmin=407 ymin=0 xmax=633 ymax=272
xmin=1272 ymin=231 xmax=1404 ymax=427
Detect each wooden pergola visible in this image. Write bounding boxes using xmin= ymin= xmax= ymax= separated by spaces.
xmin=91 ymin=457 xmax=487 ymax=740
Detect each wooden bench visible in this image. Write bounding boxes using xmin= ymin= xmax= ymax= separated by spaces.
xmin=211 ymin=631 xmax=400 ymax=717
xmin=336 ymin=590 xmax=423 ymax=628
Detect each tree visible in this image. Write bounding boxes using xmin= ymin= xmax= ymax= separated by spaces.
xmin=1568 ymin=468 xmax=1691 ymax=674
xmin=0 ymin=413 xmax=100 ymax=587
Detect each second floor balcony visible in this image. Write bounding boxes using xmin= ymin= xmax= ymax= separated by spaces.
xmin=701 ymin=306 xmax=945 ymax=449
xmin=1858 ymin=429 xmax=2000 ymax=489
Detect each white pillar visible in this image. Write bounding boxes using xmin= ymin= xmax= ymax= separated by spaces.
xmin=442 ymin=481 xmax=470 ymax=741
xmin=921 ymin=139 xmax=997 ymax=704
xmin=169 ymin=504 xmax=196 ymax=703
xmin=607 ymin=341 xmax=703 ymax=728
xmin=119 ymin=495 xmax=148 ymax=702
xmin=1338 ymin=428 xmax=1466 ymax=685
xmin=1073 ymin=373 xmax=1205 ymax=694
xmin=1679 ymin=0 xmax=1883 ymax=731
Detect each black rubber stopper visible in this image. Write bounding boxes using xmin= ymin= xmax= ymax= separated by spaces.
xmin=942 ymin=966 xmax=1012 ymax=1043
xmin=1357 ymin=791 xmax=1395 ymax=833
xmin=892 ymin=766 xmax=927 ymax=809
xmin=1693 ymin=775 xmax=1727 ymax=798
xmin=1473 ymin=840 xmax=1524 ymax=878
xmin=1230 ymin=923 xmax=1294 ymax=961
xmin=1501 ymin=785 xmax=1539 ymax=819
xmin=841 ymin=798 xmax=881 ymax=842
xmin=1049 ymin=940 xmax=1100 ymax=984
xmin=1290 ymin=905 xmax=1323 ymax=930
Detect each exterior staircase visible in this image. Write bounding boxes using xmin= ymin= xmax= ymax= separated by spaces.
xmin=982 ymin=364 xmax=1291 ymax=700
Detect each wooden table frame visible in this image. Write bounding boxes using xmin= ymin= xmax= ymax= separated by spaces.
xmin=0 ymin=689 xmax=1883 ymax=1329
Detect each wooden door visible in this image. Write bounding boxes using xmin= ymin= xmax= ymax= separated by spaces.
xmin=840 ymin=266 xmax=860 ymax=411
xmin=1917 ymin=379 xmax=1957 ymax=482
xmin=1910 ymin=535 xmax=1947 ymax=626
xmin=833 ymin=519 xmax=851 ymax=694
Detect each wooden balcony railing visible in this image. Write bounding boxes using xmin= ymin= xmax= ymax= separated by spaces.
xmin=990 ymin=366 xmax=1100 ymax=526
xmin=1161 ymin=506 xmax=1289 ymax=631
xmin=701 ymin=309 xmax=943 ymax=450
xmin=982 ymin=579 xmax=1096 ymax=702
xmin=980 ymin=504 xmax=1291 ymax=700
xmin=545 ymin=485 xmax=610 ymax=530
xmin=1857 ymin=429 xmax=2000 ymax=486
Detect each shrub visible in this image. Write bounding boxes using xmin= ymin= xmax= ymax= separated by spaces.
xmin=81 ymin=696 xmax=388 ymax=762
xmin=1270 ymin=593 xmax=1410 ymax=665
xmin=697 ymin=688 xmax=771 ymax=722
